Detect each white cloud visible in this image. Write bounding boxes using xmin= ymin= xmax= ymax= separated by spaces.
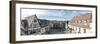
xmin=21 ymin=9 xmax=64 ymax=19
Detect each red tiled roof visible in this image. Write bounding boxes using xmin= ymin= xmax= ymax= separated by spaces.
xmin=73 ymin=13 xmax=92 ymax=21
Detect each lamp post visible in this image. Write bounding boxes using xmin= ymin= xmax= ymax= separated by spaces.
xmin=65 ymin=21 xmax=69 ymax=33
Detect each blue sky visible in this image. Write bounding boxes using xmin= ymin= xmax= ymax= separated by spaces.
xmin=21 ymin=8 xmax=91 ymax=21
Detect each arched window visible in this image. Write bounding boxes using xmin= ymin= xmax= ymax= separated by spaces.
xmin=34 ymin=19 xmax=37 ymax=22
xmin=78 ymin=28 xmax=81 ymax=33
xmin=84 ymin=29 xmax=86 ymax=33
